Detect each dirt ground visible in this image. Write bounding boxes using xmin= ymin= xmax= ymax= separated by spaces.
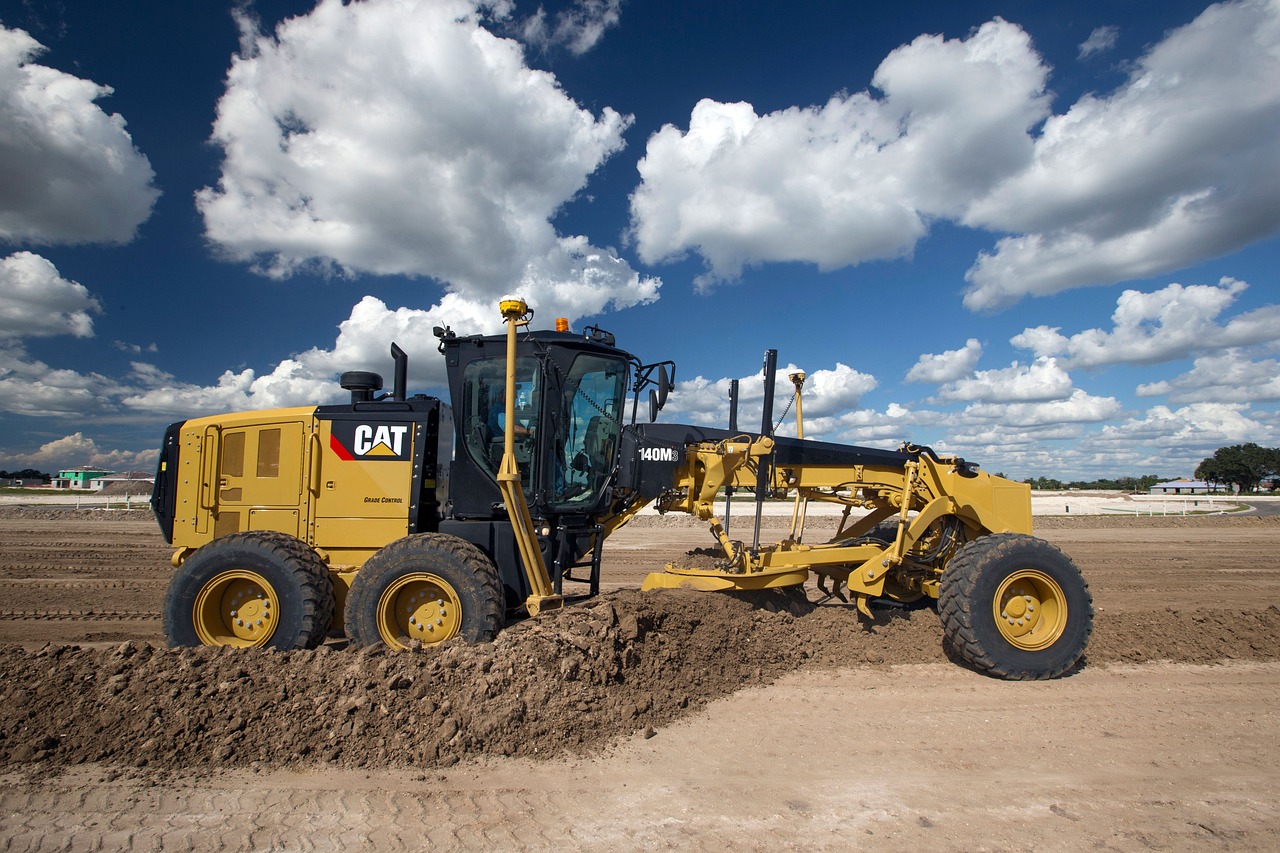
xmin=1 ymin=508 xmax=1279 ymax=850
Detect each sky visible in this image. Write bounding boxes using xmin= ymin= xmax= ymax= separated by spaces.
xmin=1 ymin=0 xmax=1278 ymax=481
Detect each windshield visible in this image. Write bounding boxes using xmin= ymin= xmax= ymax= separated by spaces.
xmin=553 ymin=354 xmax=627 ymax=507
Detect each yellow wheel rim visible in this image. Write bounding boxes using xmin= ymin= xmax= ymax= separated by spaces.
xmin=193 ymin=570 xmax=280 ymax=648
xmin=992 ymin=569 xmax=1067 ymax=651
xmin=376 ymin=573 xmax=463 ymax=649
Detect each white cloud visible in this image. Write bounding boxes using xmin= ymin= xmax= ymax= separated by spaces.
xmin=0 ymin=26 xmax=159 ymax=245
xmin=629 ymin=18 xmax=1050 ymax=289
xmin=959 ymin=389 xmax=1124 ymax=427
xmin=935 ymin=357 xmax=1074 ymax=403
xmin=0 ymin=432 xmax=155 ymax=473
xmin=1077 ymin=25 xmax=1119 ymax=59
xmin=627 ymin=3 xmax=1280 ymax=310
xmin=1092 ymin=402 xmax=1274 ymax=452
xmin=0 ymin=252 xmax=100 ymax=338
xmin=1137 ymin=350 xmax=1280 ymax=403
xmin=664 ymin=362 xmax=877 ymax=431
xmin=0 ymin=343 xmax=117 ymax=418
xmin=827 ymin=402 xmax=941 ymax=447
xmin=198 ymin=0 xmax=655 ymax=324
xmin=519 ymin=0 xmax=622 ymax=55
xmin=123 ymin=294 xmax=487 ymax=416
xmin=113 ymin=340 xmax=158 ymax=355
xmin=905 ymin=338 xmax=982 ymax=384
xmin=1010 ymin=277 xmax=1280 ymax=368
xmin=963 ymin=0 xmax=1280 ymax=309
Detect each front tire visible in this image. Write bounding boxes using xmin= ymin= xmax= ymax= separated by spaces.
xmin=163 ymin=531 xmax=334 ymax=649
xmin=344 ymin=533 xmax=504 ymax=650
xmin=938 ymin=533 xmax=1092 ymax=680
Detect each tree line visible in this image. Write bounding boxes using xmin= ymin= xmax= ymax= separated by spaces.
xmin=0 ymin=469 xmax=51 ymax=483
xmin=1022 ymin=474 xmax=1166 ymax=492
xmin=1194 ymin=443 xmax=1280 ymax=494
xmin=1023 ymin=444 xmax=1280 ymax=494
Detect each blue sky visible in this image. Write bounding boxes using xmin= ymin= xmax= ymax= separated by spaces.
xmin=1 ymin=0 xmax=1278 ymax=480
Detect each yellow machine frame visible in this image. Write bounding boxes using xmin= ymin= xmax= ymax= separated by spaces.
xmin=639 ymin=382 xmax=1032 ymax=618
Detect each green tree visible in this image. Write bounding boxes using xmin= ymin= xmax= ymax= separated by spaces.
xmin=0 ymin=469 xmax=51 ymax=483
xmin=1195 ymin=444 xmax=1280 ymax=493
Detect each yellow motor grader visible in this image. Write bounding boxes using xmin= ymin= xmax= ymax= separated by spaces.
xmin=151 ymin=298 xmax=1091 ymax=679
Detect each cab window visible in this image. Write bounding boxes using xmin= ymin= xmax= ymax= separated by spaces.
xmin=461 ymin=357 xmax=539 ymax=494
xmin=554 ymin=355 xmax=626 ymax=506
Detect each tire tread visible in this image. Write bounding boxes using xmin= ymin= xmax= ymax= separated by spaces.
xmin=345 ymin=532 xmax=504 ymax=648
xmin=162 ymin=531 xmax=334 ymax=650
xmin=938 ymin=533 xmax=1092 ymax=680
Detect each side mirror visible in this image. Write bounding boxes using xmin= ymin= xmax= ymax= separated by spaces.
xmin=648 ymin=389 xmax=659 ymax=423
xmin=657 ymin=364 xmax=670 ymax=409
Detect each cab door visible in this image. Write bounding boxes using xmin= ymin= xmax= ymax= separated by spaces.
xmin=213 ymin=420 xmax=307 ymax=538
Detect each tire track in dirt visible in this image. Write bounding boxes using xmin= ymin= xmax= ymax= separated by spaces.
xmin=1 ymin=591 xmax=1276 ymax=773
xmin=1 ymin=510 xmax=1278 ymax=776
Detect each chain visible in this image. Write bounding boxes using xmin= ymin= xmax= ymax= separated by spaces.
xmin=772 ymin=390 xmax=797 ymax=434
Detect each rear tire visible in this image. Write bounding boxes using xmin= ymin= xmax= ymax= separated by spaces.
xmin=163 ymin=531 xmax=334 ymax=649
xmin=344 ymin=533 xmax=504 ymax=650
xmin=938 ymin=533 xmax=1092 ymax=680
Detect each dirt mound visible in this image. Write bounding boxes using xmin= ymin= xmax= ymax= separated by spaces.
xmin=98 ymin=481 xmax=153 ymax=497
xmin=0 ymin=507 xmax=153 ymax=522
xmin=2 ymin=588 xmax=1278 ymax=775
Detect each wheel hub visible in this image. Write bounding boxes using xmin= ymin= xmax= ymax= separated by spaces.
xmin=193 ymin=570 xmax=279 ymax=647
xmin=377 ymin=573 xmax=463 ymax=649
xmin=993 ymin=569 xmax=1066 ymax=651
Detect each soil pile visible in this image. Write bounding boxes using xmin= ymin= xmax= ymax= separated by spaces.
xmin=0 ymin=507 xmax=153 ymax=522
xmin=2 ymin=590 xmax=1277 ymax=774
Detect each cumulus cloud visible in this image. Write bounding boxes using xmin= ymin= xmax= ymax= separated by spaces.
xmin=1010 ymin=278 xmax=1280 ymax=368
xmin=519 ymin=0 xmax=622 ymax=55
xmin=1077 ymin=25 xmax=1119 ymax=59
xmin=123 ymin=294 xmax=482 ymax=416
xmin=959 ymin=388 xmax=1124 ymax=427
xmin=629 ymin=18 xmax=1049 ymax=290
xmin=0 ymin=343 xmax=118 ymax=418
xmin=0 ymin=432 xmax=156 ymax=473
xmin=0 ymin=252 xmax=100 ymax=339
xmin=113 ymin=340 xmax=158 ymax=355
xmin=0 ymin=25 xmax=159 ymax=245
xmin=963 ymin=0 xmax=1280 ymax=309
xmin=934 ymin=357 xmax=1074 ymax=403
xmin=1137 ymin=350 xmax=1280 ymax=403
xmin=198 ymin=0 xmax=655 ymax=323
xmin=628 ymin=2 xmax=1280 ymax=309
xmin=1093 ymin=402 xmax=1275 ymax=451
xmin=664 ymin=362 xmax=877 ymax=432
xmin=905 ymin=338 xmax=983 ymax=384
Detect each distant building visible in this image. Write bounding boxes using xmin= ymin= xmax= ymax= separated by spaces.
xmin=53 ymin=467 xmax=114 ymax=490
xmin=1149 ymin=479 xmax=1221 ymax=495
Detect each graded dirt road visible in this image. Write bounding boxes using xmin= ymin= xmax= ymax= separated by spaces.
xmin=1 ymin=508 xmax=1279 ymax=851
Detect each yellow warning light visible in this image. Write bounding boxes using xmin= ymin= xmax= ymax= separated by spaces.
xmin=556 ymin=317 xmax=570 ymax=332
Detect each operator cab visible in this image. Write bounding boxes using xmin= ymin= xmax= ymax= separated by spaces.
xmin=436 ymin=320 xmax=672 ymax=603
xmin=450 ymin=343 xmax=628 ymax=515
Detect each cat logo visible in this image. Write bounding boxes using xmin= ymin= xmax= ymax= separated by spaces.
xmin=329 ymin=422 xmax=412 ymax=462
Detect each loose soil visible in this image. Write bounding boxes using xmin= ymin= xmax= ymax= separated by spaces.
xmin=1 ymin=508 xmax=1279 ymax=850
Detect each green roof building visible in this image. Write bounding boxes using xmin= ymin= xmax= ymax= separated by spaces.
xmin=54 ymin=467 xmax=114 ymax=490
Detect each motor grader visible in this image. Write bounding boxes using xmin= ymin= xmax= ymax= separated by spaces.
xmin=151 ymin=298 xmax=1091 ymax=679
